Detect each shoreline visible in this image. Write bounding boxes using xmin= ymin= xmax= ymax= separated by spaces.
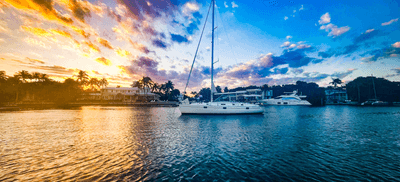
xmin=0 ymin=101 xmax=179 ymax=111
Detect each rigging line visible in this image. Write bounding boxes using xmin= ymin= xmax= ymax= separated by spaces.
xmin=184 ymin=1 xmax=213 ymax=94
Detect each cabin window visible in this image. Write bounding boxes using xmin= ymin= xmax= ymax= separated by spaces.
xmin=241 ymin=104 xmax=243 ymax=106
xmin=246 ymin=107 xmax=249 ymax=109
xmin=204 ymin=106 xmax=207 ymax=109
xmin=232 ymin=104 xmax=235 ymax=105
xmin=223 ymin=107 xmax=227 ymax=109
xmin=278 ymin=102 xmax=281 ymax=104
xmin=221 ymin=104 xmax=226 ymax=105
xmin=284 ymin=102 xmax=288 ymax=105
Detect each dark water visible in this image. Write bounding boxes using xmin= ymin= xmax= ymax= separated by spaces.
xmin=1 ymin=106 xmax=400 ymax=181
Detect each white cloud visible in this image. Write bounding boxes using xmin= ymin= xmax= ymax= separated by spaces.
xmin=299 ymin=5 xmax=304 ymax=11
xmin=224 ymin=1 xmax=228 ymax=8
xmin=286 ymin=35 xmax=292 ymax=40
xmin=284 ymin=16 xmax=288 ymax=20
xmin=320 ymin=23 xmax=350 ymax=37
xmin=280 ymin=41 xmax=291 ymax=47
xmin=360 ymin=56 xmax=376 ymax=63
xmin=293 ymin=10 xmax=296 ymax=13
xmin=318 ymin=12 xmax=331 ymax=25
xmin=289 ymin=44 xmax=297 ymax=49
xmin=393 ymin=42 xmax=400 ymax=48
xmin=381 ymin=18 xmax=398 ymax=26
xmin=364 ymin=29 xmax=374 ymax=34
xmin=182 ymin=2 xmax=200 ymax=16
xmin=297 ymin=44 xmax=311 ymax=49
xmin=232 ymin=1 xmax=238 ymax=8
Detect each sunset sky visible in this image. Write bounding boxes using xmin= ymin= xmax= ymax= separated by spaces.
xmin=0 ymin=0 xmax=399 ymax=92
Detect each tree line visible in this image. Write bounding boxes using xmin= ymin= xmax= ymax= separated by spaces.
xmin=187 ymin=77 xmax=400 ymax=105
xmin=0 ymin=70 xmax=108 ymax=105
xmin=132 ymin=76 xmax=181 ymax=101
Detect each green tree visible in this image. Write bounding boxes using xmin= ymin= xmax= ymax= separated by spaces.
xmin=89 ymin=78 xmax=100 ymax=91
xmin=223 ymin=87 xmax=229 ymax=93
xmin=0 ymin=71 xmax=7 ymax=82
xmin=39 ymin=73 xmax=49 ymax=82
xmin=330 ymin=78 xmax=343 ymax=88
xmin=151 ymin=83 xmax=159 ymax=93
xmin=140 ymin=76 xmax=153 ymax=91
xmin=32 ymin=72 xmax=41 ymax=82
xmin=216 ymin=85 xmax=222 ymax=93
xmin=99 ymin=78 xmax=108 ymax=89
xmin=76 ymin=70 xmax=89 ymax=84
xmin=17 ymin=70 xmax=31 ymax=83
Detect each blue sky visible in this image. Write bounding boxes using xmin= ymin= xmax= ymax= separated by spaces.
xmin=0 ymin=0 xmax=399 ymax=91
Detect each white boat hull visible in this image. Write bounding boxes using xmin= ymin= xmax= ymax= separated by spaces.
xmin=179 ymin=102 xmax=264 ymax=115
xmin=260 ymin=99 xmax=311 ymax=106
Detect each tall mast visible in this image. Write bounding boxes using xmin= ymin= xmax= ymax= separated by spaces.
xmin=211 ymin=0 xmax=215 ymax=102
xmin=372 ymin=75 xmax=377 ymax=99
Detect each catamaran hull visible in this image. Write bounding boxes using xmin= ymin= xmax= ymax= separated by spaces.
xmin=179 ymin=105 xmax=264 ymax=115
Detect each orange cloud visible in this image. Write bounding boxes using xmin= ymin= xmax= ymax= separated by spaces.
xmin=24 ymin=37 xmax=51 ymax=49
xmin=129 ymin=39 xmax=150 ymax=54
xmin=95 ymin=57 xmax=112 ymax=66
xmin=116 ymin=48 xmax=132 ymax=58
xmin=72 ymin=27 xmax=90 ymax=38
xmin=3 ymin=0 xmax=73 ymax=26
xmin=21 ymin=26 xmax=52 ymax=37
xmin=83 ymin=41 xmax=100 ymax=53
xmin=50 ymin=29 xmax=72 ymax=39
xmin=26 ymin=57 xmax=45 ymax=64
xmin=97 ymin=37 xmax=113 ymax=49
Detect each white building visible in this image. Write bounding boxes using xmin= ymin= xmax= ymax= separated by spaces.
xmin=101 ymin=87 xmax=160 ymax=102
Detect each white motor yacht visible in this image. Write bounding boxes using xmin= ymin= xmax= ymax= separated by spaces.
xmin=259 ymin=90 xmax=311 ymax=106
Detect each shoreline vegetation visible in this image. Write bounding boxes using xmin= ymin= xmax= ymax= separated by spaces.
xmin=1 ymin=70 xmax=400 ymax=109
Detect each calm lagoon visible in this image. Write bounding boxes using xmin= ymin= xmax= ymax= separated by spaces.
xmin=1 ymin=106 xmax=400 ymax=181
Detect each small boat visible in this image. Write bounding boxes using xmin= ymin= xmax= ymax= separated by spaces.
xmin=360 ymin=76 xmax=388 ymax=106
xmin=259 ymin=90 xmax=311 ymax=106
xmin=361 ymin=99 xmax=389 ymax=106
xmin=179 ymin=0 xmax=263 ymax=115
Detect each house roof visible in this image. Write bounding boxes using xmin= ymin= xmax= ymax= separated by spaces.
xmin=102 ymin=87 xmax=139 ymax=91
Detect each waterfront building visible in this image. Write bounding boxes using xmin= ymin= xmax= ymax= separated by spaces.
xmin=101 ymin=87 xmax=160 ymax=102
xmin=214 ymin=89 xmax=272 ymax=103
xmin=325 ymin=89 xmax=349 ymax=104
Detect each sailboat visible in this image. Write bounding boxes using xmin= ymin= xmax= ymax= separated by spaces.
xmin=179 ymin=0 xmax=264 ymax=115
xmin=360 ymin=76 xmax=388 ymax=106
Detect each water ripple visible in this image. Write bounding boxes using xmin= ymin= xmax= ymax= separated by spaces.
xmin=1 ymin=106 xmax=400 ymax=181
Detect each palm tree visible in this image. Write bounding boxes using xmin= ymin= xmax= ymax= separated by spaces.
xmin=131 ymin=81 xmax=143 ymax=91
xmin=17 ymin=70 xmax=31 ymax=83
xmin=160 ymin=83 xmax=166 ymax=94
xmin=140 ymin=76 xmax=153 ymax=92
xmin=99 ymin=78 xmax=108 ymax=89
xmin=0 ymin=71 xmax=7 ymax=83
xmin=75 ymin=70 xmax=89 ymax=84
xmin=7 ymin=76 xmax=22 ymax=101
xmin=32 ymin=72 xmax=41 ymax=82
xmin=40 ymin=73 xmax=49 ymax=82
xmin=151 ymin=83 xmax=159 ymax=93
xmin=191 ymin=91 xmax=198 ymax=98
xmin=330 ymin=78 xmax=343 ymax=88
xmin=89 ymin=78 xmax=100 ymax=91
xmin=164 ymin=80 xmax=174 ymax=99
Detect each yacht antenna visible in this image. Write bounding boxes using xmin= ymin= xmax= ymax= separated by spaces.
xmin=211 ymin=0 xmax=215 ymax=102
